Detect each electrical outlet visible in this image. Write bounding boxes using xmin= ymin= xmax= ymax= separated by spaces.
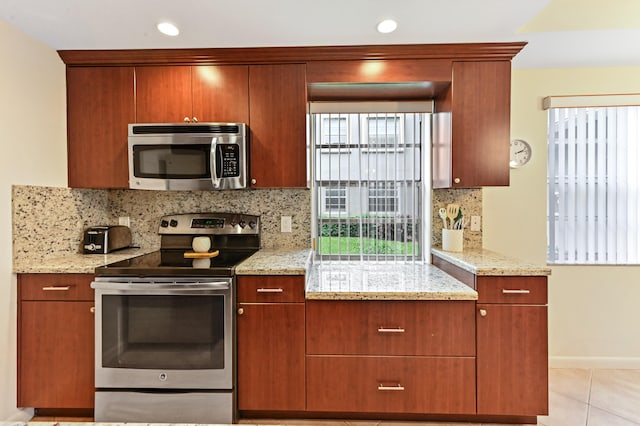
xmin=470 ymin=215 xmax=481 ymax=232
xmin=118 ymin=216 xmax=130 ymax=227
xmin=281 ymin=216 xmax=292 ymax=233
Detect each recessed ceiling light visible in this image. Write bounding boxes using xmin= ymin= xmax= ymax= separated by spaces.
xmin=157 ymin=22 xmax=180 ymax=37
xmin=377 ymin=19 xmax=398 ymax=34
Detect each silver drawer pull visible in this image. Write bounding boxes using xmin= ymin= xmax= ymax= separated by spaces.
xmin=256 ymin=288 xmax=284 ymax=293
xmin=42 ymin=286 xmax=71 ymax=291
xmin=377 ymin=327 xmax=405 ymax=333
xmin=502 ymin=289 xmax=531 ymax=294
xmin=378 ymin=384 xmax=405 ymax=391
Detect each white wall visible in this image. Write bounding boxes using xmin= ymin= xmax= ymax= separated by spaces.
xmin=0 ymin=19 xmax=67 ymax=420
xmin=484 ymin=66 xmax=640 ymax=368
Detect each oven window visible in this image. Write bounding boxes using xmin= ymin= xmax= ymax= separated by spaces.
xmin=101 ymin=295 xmax=225 ymax=370
xmin=133 ymin=144 xmax=210 ymax=179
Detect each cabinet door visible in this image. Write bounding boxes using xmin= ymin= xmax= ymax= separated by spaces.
xmin=248 ymin=64 xmax=307 ymax=188
xmin=237 ymin=303 xmax=305 ymax=411
xmin=135 ymin=66 xmax=192 ymax=123
xmin=476 ymin=304 xmax=548 ymax=416
xmin=67 ymin=66 xmax=135 ymax=188
xmin=18 ymin=301 xmax=95 ymax=408
xmin=192 ymin=65 xmax=249 ymax=123
xmin=433 ymin=61 xmax=511 ymax=188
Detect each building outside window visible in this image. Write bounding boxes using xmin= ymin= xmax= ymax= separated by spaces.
xmin=311 ymin=104 xmax=429 ymax=262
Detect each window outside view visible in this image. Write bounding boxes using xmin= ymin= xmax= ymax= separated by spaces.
xmin=312 ymin=110 xmax=427 ymax=262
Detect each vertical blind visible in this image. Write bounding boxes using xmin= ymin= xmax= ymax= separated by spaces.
xmin=311 ymin=105 xmax=428 ymax=263
xmin=547 ymin=106 xmax=640 ymax=264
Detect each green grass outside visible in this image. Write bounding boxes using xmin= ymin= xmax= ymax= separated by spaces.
xmin=318 ymin=236 xmax=416 ymax=255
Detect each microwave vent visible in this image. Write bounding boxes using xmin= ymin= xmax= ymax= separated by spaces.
xmin=131 ymin=124 xmax=242 ymax=135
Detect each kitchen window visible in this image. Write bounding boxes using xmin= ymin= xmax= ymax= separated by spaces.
xmin=545 ymin=95 xmax=640 ymax=264
xmin=310 ymin=102 xmax=431 ymax=262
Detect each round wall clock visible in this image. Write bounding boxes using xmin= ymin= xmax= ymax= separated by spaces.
xmin=510 ymin=138 xmax=532 ymax=168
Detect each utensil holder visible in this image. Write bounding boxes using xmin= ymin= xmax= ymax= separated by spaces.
xmin=192 ymin=236 xmax=211 ymax=253
xmin=442 ymin=229 xmax=463 ymax=252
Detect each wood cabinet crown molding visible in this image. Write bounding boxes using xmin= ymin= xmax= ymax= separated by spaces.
xmin=58 ymin=42 xmax=527 ymax=66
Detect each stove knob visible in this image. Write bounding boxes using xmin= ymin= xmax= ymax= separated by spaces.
xmin=160 ymin=220 xmax=169 ymax=228
xmin=248 ymin=221 xmax=256 ymax=229
xmin=170 ymin=219 xmax=178 ymax=227
xmin=238 ymin=220 xmax=246 ymax=228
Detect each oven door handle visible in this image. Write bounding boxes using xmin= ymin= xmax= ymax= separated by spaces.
xmin=90 ymin=281 xmax=231 ymax=291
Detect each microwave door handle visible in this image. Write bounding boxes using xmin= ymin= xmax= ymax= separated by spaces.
xmin=210 ymin=137 xmax=221 ymax=189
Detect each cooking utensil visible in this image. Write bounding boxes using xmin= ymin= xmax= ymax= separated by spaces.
xmin=438 ymin=208 xmax=448 ymax=229
xmin=183 ymin=249 xmax=220 ymax=259
xmin=446 ymin=204 xmax=460 ymax=230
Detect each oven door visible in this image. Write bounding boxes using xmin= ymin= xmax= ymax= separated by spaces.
xmin=91 ymin=277 xmax=233 ymax=390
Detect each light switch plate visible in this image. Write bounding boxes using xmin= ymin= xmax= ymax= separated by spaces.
xmin=119 ymin=216 xmax=130 ymax=227
xmin=281 ymin=216 xmax=292 ymax=233
xmin=470 ymin=215 xmax=481 ymax=232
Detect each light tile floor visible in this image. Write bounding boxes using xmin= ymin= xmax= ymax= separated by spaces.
xmin=28 ymin=369 xmax=640 ymax=426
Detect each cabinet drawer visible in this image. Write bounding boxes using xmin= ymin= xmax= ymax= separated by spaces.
xmin=306 ymin=300 xmax=475 ymax=356
xmin=19 ymin=274 xmax=95 ymax=301
xmin=477 ymin=276 xmax=547 ymax=305
xmin=306 ymin=355 xmax=475 ymax=414
xmin=237 ymin=275 xmax=305 ymax=303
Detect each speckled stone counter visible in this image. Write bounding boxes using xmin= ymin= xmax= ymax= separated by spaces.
xmin=306 ymin=262 xmax=477 ymax=300
xmin=12 ymin=248 xmax=155 ymax=274
xmin=431 ymin=247 xmax=552 ymax=276
xmin=235 ymin=248 xmax=313 ymax=275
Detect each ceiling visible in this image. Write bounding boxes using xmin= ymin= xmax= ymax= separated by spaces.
xmin=1 ymin=0 xmax=639 ymax=69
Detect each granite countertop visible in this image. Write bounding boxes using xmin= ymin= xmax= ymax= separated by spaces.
xmin=431 ymin=247 xmax=552 ymax=276
xmin=235 ymin=248 xmax=313 ymax=275
xmin=306 ymin=261 xmax=477 ymax=301
xmin=12 ymin=247 xmax=156 ymax=274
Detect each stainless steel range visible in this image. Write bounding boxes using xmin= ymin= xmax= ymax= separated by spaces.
xmin=91 ymin=212 xmax=259 ymax=424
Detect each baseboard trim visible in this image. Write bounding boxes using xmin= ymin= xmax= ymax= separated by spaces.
xmin=550 ymin=356 xmax=640 ymax=369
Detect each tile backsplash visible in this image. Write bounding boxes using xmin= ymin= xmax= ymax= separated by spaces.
xmin=12 ymin=185 xmax=311 ymax=260
xmin=12 ymin=184 xmax=482 ymax=262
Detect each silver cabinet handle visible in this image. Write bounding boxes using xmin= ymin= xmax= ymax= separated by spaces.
xmin=192 ymin=117 xmax=198 ymax=123
xmin=257 ymin=288 xmax=284 ymax=293
xmin=237 ymin=307 xmax=244 ymax=315
xmin=377 ymin=327 xmax=405 ymax=333
xmin=90 ymin=306 xmax=96 ymax=314
xmin=183 ymin=117 xmax=190 ymax=122
xmin=479 ymin=309 xmax=487 ymax=317
xmin=502 ymin=289 xmax=531 ymax=294
xmin=378 ymin=384 xmax=405 ymax=391
xmin=42 ymin=286 xmax=71 ymax=291
xmin=250 ymin=178 xmax=257 ymax=185
xmin=454 ymin=177 xmax=461 ymax=184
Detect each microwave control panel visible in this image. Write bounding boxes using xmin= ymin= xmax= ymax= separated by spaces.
xmin=217 ymin=144 xmax=240 ymax=178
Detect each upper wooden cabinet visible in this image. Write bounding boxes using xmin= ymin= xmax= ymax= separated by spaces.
xmin=433 ymin=61 xmax=511 ymax=188
xmin=248 ymin=64 xmax=307 ymax=188
xmin=66 ymin=66 xmax=135 ymax=189
xmin=135 ymin=65 xmax=249 ymax=124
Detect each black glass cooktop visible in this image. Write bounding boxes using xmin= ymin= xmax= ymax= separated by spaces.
xmin=95 ymin=249 xmax=258 ymax=277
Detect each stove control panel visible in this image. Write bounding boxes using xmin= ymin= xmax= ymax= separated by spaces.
xmin=158 ymin=212 xmax=260 ymax=235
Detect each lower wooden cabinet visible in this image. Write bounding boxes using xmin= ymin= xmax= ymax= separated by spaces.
xmin=306 ymin=355 xmax=476 ymax=414
xmin=236 ymin=276 xmax=305 ymax=411
xmin=476 ymin=303 xmax=549 ymax=415
xmin=17 ymin=274 xmax=95 ymax=409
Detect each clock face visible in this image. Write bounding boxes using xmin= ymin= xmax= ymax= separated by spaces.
xmin=510 ymin=139 xmax=532 ymax=168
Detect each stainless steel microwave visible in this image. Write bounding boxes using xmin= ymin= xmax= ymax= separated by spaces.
xmin=128 ymin=123 xmax=248 ymax=191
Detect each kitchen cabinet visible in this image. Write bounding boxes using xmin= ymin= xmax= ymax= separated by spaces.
xmin=306 ymin=300 xmax=476 ymax=414
xmin=431 ymin=253 xmax=549 ymax=417
xmin=135 ymin=65 xmax=249 ymax=124
xmin=17 ymin=274 xmax=95 ymax=409
xmin=433 ymin=61 xmax=511 ymax=188
xmin=66 ymin=66 xmax=135 ymax=189
xmin=248 ymin=64 xmax=307 ymax=188
xmin=476 ymin=276 xmax=549 ymax=416
xmin=236 ymin=275 xmax=305 ymax=411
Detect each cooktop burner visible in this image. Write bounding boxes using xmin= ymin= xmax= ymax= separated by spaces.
xmin=95 ymin=213 xmax=260 ymax=277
